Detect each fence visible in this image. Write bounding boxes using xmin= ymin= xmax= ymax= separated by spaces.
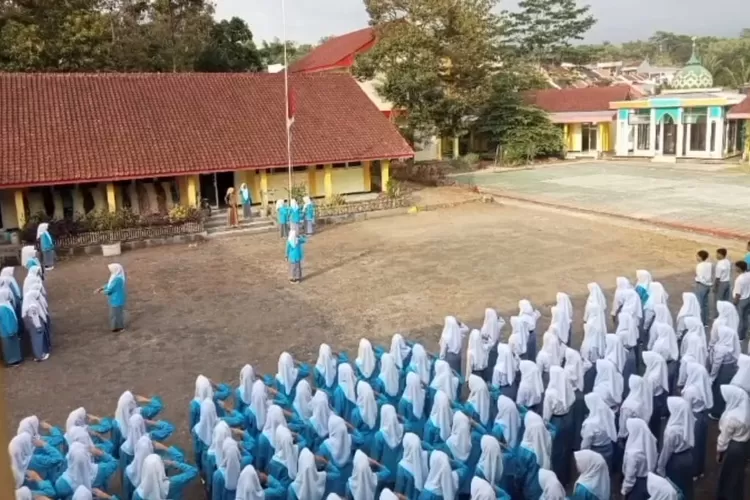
xmin=317 ymin=197 xmax=410 ymax=218
xmin=55 ymin=222 xmax=204 ymax=249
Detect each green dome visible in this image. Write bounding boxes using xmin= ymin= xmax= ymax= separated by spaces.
xmin=671 ymin=41 xmax=713 ymax=90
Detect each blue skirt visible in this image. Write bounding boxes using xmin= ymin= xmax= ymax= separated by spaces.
xmin=711 ymin=363 xmax=739 ymax=419
xmin=650 ymin=392 xmax=668 ymax=447
xmin=550 ymin=411 xmax=574 ymax=487
xmin=692 ymin=410 xmax=708 ymax=478
xmin=572 ymin=391 xmax=586 ymax=451
xmin=717 ymin=439 xmax=748 ymax=500
xmin=583 ymin=366 xmax=597 ymax=394
xmin=1 ymin=335 xmax=22 ymax=365
xmin=666 ymin=360 xmax=679 ymax=396
xmin=591 ymin=441 xmax=614 ymax=475
xmin=626 ymin=476 xmax=648 ymax=500
xmin=666 ymin=448 xmax=694 ymax=500
xmin=525 ymin=331 xmax=537 ymax=362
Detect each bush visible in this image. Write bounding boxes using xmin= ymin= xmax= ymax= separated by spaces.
xmin=286 ymin=183 xmax=308 ymax=205
xmin=324 ymin=193 xmax=346 ymax=207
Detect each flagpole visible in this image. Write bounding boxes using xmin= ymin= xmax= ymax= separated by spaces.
xmin=281 ymin=0 xmax=293 ymax=198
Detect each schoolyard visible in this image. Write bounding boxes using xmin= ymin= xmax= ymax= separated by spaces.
xmin=4 ymin=199 xmax=747 ymax=498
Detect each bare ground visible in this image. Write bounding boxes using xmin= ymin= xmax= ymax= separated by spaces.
xmin=4 ymin=201 xmax=746 ymax=498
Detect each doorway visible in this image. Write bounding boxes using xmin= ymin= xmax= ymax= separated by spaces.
xmin=662 ymin=115 xmax=677 ymax=155
xmin=198 ymin=172 xmax=236 ymax=208
xmin=581 ymin=123 xmax=598 ymax=152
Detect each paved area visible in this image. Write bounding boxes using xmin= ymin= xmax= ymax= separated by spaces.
xmin=455 ymin=161 xmax=750 ymax=237
xmin=4 ymin=202 xmax=746 ymax=498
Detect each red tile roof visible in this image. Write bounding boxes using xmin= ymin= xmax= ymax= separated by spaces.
xmin=524 ymin=85 xmax=634 ymax=113
xmin=728 ymin=95 xmax=750 ymax=116
xmin=0 ymin=72 xmax=413 ymax=188
xmin=289 ymin=27 xmax=376 ymax=74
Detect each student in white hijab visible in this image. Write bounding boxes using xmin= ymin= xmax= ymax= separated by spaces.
xmin=244 ymin=380 xmax=268 ymax=440
xmin=425 ymin=391 xmax=453 ymax=445
xmin=352 ymin=381 xmax=379 ymax=445
xmin=516 ymin=360 xmax=544 ymax=412
xmin=439 ymin=316 xmax=469 ymax=375
xmin=54 ymin=442 xmax=103 ymax=498
xmin=543 ymin=369 xmax=576 ymax=486
xmin=407 ymin=344 xmax=432 ymax=386
xmin=493 ymin=395 xmax=521 ymax=448
xmin=620 ymin=418 xmax=657 ymax=500
xmin=347 ymin=450 xmax=389 ymax=500
xmin=319 ymin=415 xmax=356 ymax=494
xmin=422 ymin=451 xmax=461 ymax=500
xmin=615 ymin=311 xmax=639 ymax=351
xmin=647 ymin=281 xmax=668 ymax=309
xmin=469 ymin=477 xmax=499 ymax=500
xmin=306 ymin=391 xmax=333 ymax=449
xmin=292 ymin=380 xmax=313 ymax=421
xmin=553 ymin=293 xmax=573 ymax=344
xmin=716 ymin=385 xmax=750 ymax=500
xmin=642 ymin=350 xmax=669 ymax=443
xmin=518 ymin=300 xmax=541 ymax=360
xmin=94 ymin=263 xmax=126 ymax=332
xmin=520 ymin=411 xmax=552 ymax=470
xmin=536 ymin=329 xmax=563 ymax=385
xmin=236 ymin=365 xmax=256 ymax=414
xmin=463 ymin=375 xmax=492 ymax=428
xmin=371 ymin=405 xmax=404 ymax=478
xmin=480 ymin=308 xmax=505 ymax=371
xmin=290 ymin=449 xmax=328 ymax=500
xmin=475 ymin=435 xmax=503 ymax=491
xmin=711 ymin=301 xmax=740 ymax=344
xmin=133 ymin=453 xmax=198 ymax=500
xmin=581 ymin=319 xmax=607 ymax=393
xmin=466 ymin=329 xmax=491 ymax=380
xmin=619 ymin=375 xmax=653 ymax=442
xmin=270 ymin=426 xmax=299 ymax=486
xmin=315 ymin=344 xmax=339 ymax=394
xmin=676 ymin=292 xmax=701 ymax=336
xmin=399 ymin=372 xmax=426 ymax=436
xmin=191 ymin=399 xmax=217 ymax=473
xmin=124 ymin=435 xmax=154 ymax=500
xmin=356 ymin=338 xmax=378 ymax=382
xmin=235 ymin=464 xmax=286 ymax=500
xmin=709 ymin=325 xmax=741 ymax=419
xmin=492 ymin=343 xmax=519 ymax=400
xmin=333 ymin=363 xmax=358 ymax=422
xmin=730 ymin=353 xmax=750 ymax=394
xmin=275 ymin=351 xmax=308 ymax=398
xmin=509 ymin=316 xmax=529 ymax=359
xmin=612 ymin=277 xmax=635 ymax=319
xmin=538 ymin=469 xmax=566 ymax=500
xmin=680 ymin=317 xmax=708 ymax=367
xmin=389 ymin=334 xmax=412 ymax=370
xmin=580 ymin=392 xmax=617 ymax=473
xmin=592 ymin=358 xmax=623 ymax=409
xmin=257 ymin=405 xmax=289 ymax=472
xmin=572 ymin=450 xmax=610 ymax=500
xmin=646 ymin=473 xmax=679 ymax=500
xmin=430 ymin=360 xmax=460 ymax=402
xmin=445 ymin=412 xmax=474 ymax=472
xmin=374 ymin=353 xmax=402 ymax=405
xmin=584 ymin=283 xmax=607 ymax=323
xmin=656 ymin=396 xmax=695 ymax=500
xmin=20 ymin=290 xmax=49 ymax=362
xmin=564 ymin=348 xmax=584 ymax=393
xmin=395 ymin=433 xmax=429 ymax=498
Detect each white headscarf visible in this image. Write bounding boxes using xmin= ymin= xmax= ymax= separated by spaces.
xmin=492 ymin=343 xmax=517 ymax=388
xmin=613 ymin=276 xmax=633 ymax=314
xmin=324 ymin=415 xmax=352 ymax=467
xmin=431 ymin=360 xmax=459 ymax=401
xmin=429 ymin=390 xmax=453 ymax=441
xmin=356 ymin=339 xmax=377 ymax=379
xmin=481 ymin=308 xmax=505 ymax=346
xmin=287 ymin=229 xmax=299 ymax=247
xmin=605 ymin=334 xmax=628 ymax=373
xmin=446 ymin=412 xmax=472 ymax=461
xmin=36 ymin=223 xmax=49 ymax=240
xmin=518 ymin=299 xmax=540 ymax=331
xmin=517 ymin=360 xmax=544 ymax=408
xmin=574 ymin=450 xmax=610 ymax=500
xmin=651 ymin=322 xmax=679 ymax=361
xmin=293 ymin=380 xmax=313 ymax=419
xmin=720 ymin=385 xmax=750 ymax=430
xmin=423 ymin=451 xmax=459 ymax=500
xmin=337 ymin=364 xmax=357 ymax=403
xmin=400 ymin=433 xmax=428 ymax=491
xmin=440 ymin=316 xmax=464 ymax=356
xmin=62 ymin=442 xmax=98 ymax=491
xmin=1 ymin=267 xmax=20 ymax=298
xmin=470 ymin=477 xmax=496 ymax=500
xmin=378 ymin=353 xmax=401 ymax=397
xmin=539 ymin=469 xmax=566 ymax=500
xmin=408 ymin=344 xmax=432 ymax=385
xmin=543 ymin=366 xmax=575 ymax=421
xmin=115 ymin=390 xmax=140 ymax=438
xmin=509 ymin=316 xmax=529 ymax=355
xmin=194 ymin=399 xmax=218 ymax=446
xmin=348 ymin=450 xmax=378 ymax=500
xmin=620 ymin=287 xmax=643 ymax=320
xmin=643 ymin=351 xmax=668 ymax=395
xmin=615 ymin=312 xmax=639 ymax=348
xmin=713 ymin=325 xmax=741 ymax=368
xmin=316 ymin=344 xmax=337 ymax=388
xmin=676 ymin=293 xmax=701 ymax=333
xmin=648 ymin=282 xmax=668 ymax=309
xmin=651 ymin=304 xmax=673 ymax=332
xmin=292 ymin=449 xmax=327 ymax=500
xmin=390 ymin=334 xmax=411 ymax=369
xmin=553 ymin=293 xmax=573 ymax=343
xmin=647 ymin=472 xmax=679 ymax=500
xmin=731 ymin=353 xmax=750 ymax=394
xmin=249 ymin=380 xmax=268 ymax=431
xmin=262 ymin=405 xmax=287 ymax=449
xmin=477 ymin=435 xmax=503 ymax=486
xmin=272 ymin=426 xmax=299 ymax=479
xmin=219 ymin=437 xmax=242 ymax=490
xmin=622 ymin=375 xmax=653 ymax=423
xmin=402 ymin=372 xmax=425 ymax=419
xmin=290 ymin=198 xmax=299 ymax=210
xmin=121 ymin=413 xmax=147 ymax=455
xmin=136 ymin=454 xmax=169 ymax=500
xmin=583 ymin=392 xmax=617 ymax=442
xmin=467 ymin=329 xmax=490 ymax=376
xmin=623 ymin=418 xmax=657 ymax=475
xmin=64 ymin=427 xmax=94 ymax=451
xmin=379 ymin=404 xmax=404 ymax=449
xmin=538 ymin=329 xmax=564 ymax=371
xmin=585 ymin=283 xmax=607 ymax=320
xmin=664 ymin=396 xmax=695 ymax=448
xmin=635 ymin=269 xmax=651 ymax=290
xmin=467 ymin=375 xmax=491 ymax=425
xmin=8 ymin=434 xmax=34 ymax=476
xmin=15 ymin=486 xmax=33 ymax=500
xmin=593 ymin=359 xmax=623 ymax=407
xmin=520 ymin=411 xmax=552 ymax=469
xmin=208 ymin=421 xmax=232 ymax=465
xmin=494 ymin=395 xmax=521 ymax=448
xmin=682 ymin=361 xmax=713 ymax=412
xmin=71 ymin=486 xmax=93 ymax=500
xmin=581 ymin=320 xmax=606 ymax=366
xmin=16 ymin=416 xmax=40 ymax=440
xmin=276 ymin=352 xmax=299 ymax=395
xmin=356 ymin=381 xmax=378 ymax=429
xmin=563 ymin=348 xmax=584 ymax=392
xmin=107 ymin=263 xmax=125 ymax=287
xmin=65 ymin=407 xmax=88 ymax=437
xmin=194 ymin=375 xmax=213 ymax=402
xmin=681 ymin=317 xmax=708 ymax=366
xmin=712 ymin=301 xmax=740 ymax=343
xmin=126 ymin=435 xmax=154 ymax=488
xmin=235 ymin=465 xmax=265 ymax=500
xmin=275 ymin=199 xmax=284 ymax=211
xmin=309 ymin=391 xmax=333 ymax=438
xmin=239 ymin=365 xmax=256 ymax=404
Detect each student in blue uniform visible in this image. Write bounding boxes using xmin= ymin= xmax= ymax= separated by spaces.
xmin=516 ymin=360 xmax=544 ymax=415
xmin=492 ymin=395 xmax=520 ymax=448
xmin=438 ymin=316 xmax=469 ymax=375
xmin=235 ymin=464 xmax=287 ymax=500
xmin=543 ymin=366 xmax=575 ymax=488
xmin=276 ymin=200 xmax=289 ymax=238
xmin=473 ymin=435 xmax=506 ymax=494
xmin=538 ymin=469 xmax=566 ymax=500
xmin=120 ymin=413 xmax=175 ymax=478
xmin=244 ymin=380 xmax=268 ymax=440
xmin=288 ymin=199 xmax=302 ymax=232
xmin=255 ymin=405 xmax=291 ymax=472
xmin=518 ymin=300 xmax=541 ymax=360
xmin=406 ymin=344 xmax=433 ymax=387
xmin=235 ymin=365 xmax=256 ymax=414
xmin=620 ymin=418 xmax=657 ymax=500
xmin=273 ymin=351 xmax=310 ymax=401
xmin=318 ymin=415 xmax=362 ymax=496
xmin=580 ymin=392 xmax=617 ymax=474
xmin=14 ymin=468 xmax=57 ymax=499
xmin=371 ymin=404 xmax=404 ymax=484
xmin=656 ymin=397 xmax=694 ymax=500
xmin=423 ymin=391 xmax=453 ymax=447
xmin=394 ymin=433 xmax=429 ymax=499
xmin=203 ymin=421 xmax=233 ymax=493
xmin=346 ymin=449 xmax=393 ymax=499
xmin=54 ymin=442 xmax=119 ymax=498
xmin=70 ymin=486 xmax=120 ymax=500
xmin=110 ymin=390 xmax=164 ymax=459
xmin=1 ymin=266 xmax=23 ymax=309
xmin=192 ymin=399 xmax=219 ymax=473
xmin=333 ymin=363 xmax=358 ymax=422
xmin=571 ymin=450 xmax=610 ymax=500
xmin=289 ymin=379 xmax=312 ymax=421
xmin=305 ymin=391 xmax=334 ymax=451
xmin=466 ymin=328 xmax=492 ymax=381
xmin=289 ymin=448 xmax=338 ymax=500
xmin=211 ymin=438 xmax=242 ymax=500
xmin=373 ymin=353 xmax=403 ymax=407
xmin=681 ymin=361 xmax=712 ymax=480
xmin=389 ymin=333 xmax=413 ymax=371
xmin=437 ymin=412 xmax=481 ymax=495
xmin=0 ymin=288 xmax=22 ymax=365
xmin=315 ymin=344 xmax=343 ymax=395
xmin=355 ymin=338 xmax=380 ymax=383
xmin=133 ymin=453 xmax=198 ymax=500
xmin=419 ymin=450 xmax=469 ymax=500
xmin=471 ymin=476 xmax=510 ymax=500
xmin=190 ymin=375 xmax=232 ymax=429
xmin=285 ymin=230 xmax=307 ymax=284
xmin=95 ymin=263 xmax=127 ymax=332
xmin=36 ymin=223 xmax=56 ymax=270
xmin=399 ymin=372 xmax=427 ymax=436
xmin=491 ymin=343 xmax=519 ymax=402
xmin=268 ymin=426 xmax=299 ymax=488
xmin=429 ymin=360 xmax=461 ymax=404
xmin=123 ymin=435 xmax=185 ymax=500
xmin=517 ymin=411 xmax=550 ymax=500
xmin=302 ymin=196 xmax=316 ymax=235
xmin=17 ymin=415 xmax=65 ymax=452
xmin=351 ymin=381 xmax=379 ymax=453
xmin=11 ymin=425 xmax=64 ymax=482
xmin=461 ymin=375 xmax=492 ymax=429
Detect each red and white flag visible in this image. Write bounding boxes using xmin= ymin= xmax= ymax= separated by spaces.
xmin=287 ymin=87 xmax=296 ymax=130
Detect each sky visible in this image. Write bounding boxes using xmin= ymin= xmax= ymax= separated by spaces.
xmin=214 ymin=0 xmax=747 ymax=46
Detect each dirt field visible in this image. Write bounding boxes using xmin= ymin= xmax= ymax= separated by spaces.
xmin=4 ymin=201 xmax=745 ymax=498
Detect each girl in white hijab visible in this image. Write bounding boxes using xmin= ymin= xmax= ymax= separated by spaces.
xmin=292 ymin=380 xmax=313 ymax=421
xmin=275 ymin=351 xmax=307 ymax=398
xmin=94 ymin=263 xmax=126 ymax=332
xmin=257 ymin=405 xmax=288 ymax=472
xmin=509 ymin=316 xmax=529 ymax=358
xmin=290 ymin=449 xmax=327 ymax=500
xmin=615 ymin=311 xmax=639 ymax=351
xmin=676 ymin=292 xmax=701 ymax=336
xmin=642 ymin=351 xmax=669 ymax=441
xmin=246 ymin=380 xmax=268 ymax=439
xmin=493 ymin=395 xmax=521 ymax=448
xmin=399 ymin=372 xmax=426 ymax=435
xmin=580 ymin=320 xmax=606 ymax=393
xmin=464 ymin=375 xmax=492 ymax=428
xmin=124 ymin=435 xmax=153 ymax=500
xmin=426 ymin=391 xmax=453 ymax=445
xmin=518 ymin=300 xmax=541 ymax=360
xmin=315 ymin=344 xmax=339 ymax=394
xmin=592 ymin=358 xmax=623 ymax=409
xmin=492 ymin=343 xmax=519 ymax=400
xmin=236 ymin=464 xmax=287 ymax=500
xmin=580 ymin=392 xmax=617 ymax=473
xmin=619 ymin=375 xmax=653 ymax=441
xmin=21 ymin=290 xmax=49 ymax=362
xmin=709 ymin=325 xmax=741 ymax=419
xmin=680 ymin=317 xmax=708 ymax=367
xmin=422 ymin=451 xmax=460 ymax=500
xmin=430 ymin=360 xmax=460 ymax=402
xmin=730 ymin=353 xmax=750 ymax=394
xmin=236 ymin=365 xmax=256 ymax=414
xmin=536 ymin=329 xmax=563 ymax=386
xmin=716 ymin=384 xmax=750 ymax=500
xmin=333 ymin=363 xmax=358 ymax=422
xmin=543 ymin=367 xmax=576 ymax=487
xmin=585 ymin=283 xmax=607 ymax=322
xmin=711 ymin=301 xmax=740 ymax=344
xmin=347 ymin=450 xmax=386 ymax=500
xmin=389 ymin=333 xmax=412 ymax=370
xmin=192 ymin=399 xmax=217 ymax=473
xmin=396 ymin=433 xmax=429 ymax=498
xmin=480 ymin=308 xmax=505 ymax=370
xmin=469 ymin=477 xmax=498 ymax=500
xmin=572 ymin=450 xmax=610 ymax=500
xmin=270 ymin=426 xmax=299 ymax=485
xmin=55 ymin=442 xmax=100 ymax=497
xmin=612 ymin=277 xmax=633 ymax=317
xmin=307 ymin=391 xmax=333 ymax=448
xmin=445 ymin=412 xmax=474 ymax=467
xmin=319 ymin=415 xmax=355 ymax=489
xmin=407 ymin=344 xmax=432 ymax=386
xmin=516 ymin=360 xmax=544 ymax=412
xmin=439 ymin=316 xmax=469 ymax=375
xmin=553 ymin=293 xmax=573 ymax=344
xmin=133 ymin=454 xmax=170 ymax=500
xmin=538 ymin=469 xmax=566 ymax=500
xmin=212 ymin=438 xmax=241 ymax=497
xmin=374 ymin=353 xmax=402 ymax=405
xmin=564 ymin=348 xmax=584 ymax=393
xmin=475 ymin=435 xmax=503 ymax=490
xmin=620 ymin=418 xmax=657 ymax=499
xmin=646 ymin=472 xmax=678 ymax=500
xmin=371 ymin=405 xmax=404 ymax=476
xmin=520 ymin=411 xmax=552 ymax=470
xmin=352 ymin=381 xmax=379 ymax=443
xmin=656 ymin=397 xmax=695 ymax=500
xmin=356 ymin=338 xmax=378 ymax=381
xmin=466 ymin=329 xmax=491 ymax=380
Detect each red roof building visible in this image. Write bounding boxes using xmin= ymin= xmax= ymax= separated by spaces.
xmin=0 ymin=72 xmax=412 ymax=228
xmin=289 ymin=28 xmax=376 ymax=74
xmin=728 ymin=95 xmax=750 ymax=119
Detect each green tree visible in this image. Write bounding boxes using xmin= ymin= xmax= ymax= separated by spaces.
xmin=146 ymin=0 xmax=215 ymax=72
xmin=259 ymin=38 xmax=313 ymax=66
xmin=356 ymin=0 xmax=502 ymax=141
xmin=195 ymin=17 xmax=263 ymax=72
xmin=505 ymin=0 xmax=596 ymax=65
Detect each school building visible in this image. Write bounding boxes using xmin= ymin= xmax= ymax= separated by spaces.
xmin=0 ymin=72 xmax=414 ymax=230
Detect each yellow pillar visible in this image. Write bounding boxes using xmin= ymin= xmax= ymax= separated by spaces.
xmin=14 ymin=190 xmax=25 ymax=228
xmin=178 ymin=177 xmax=189 ymax=206
xmin=323 ymin=164 xmax=333 ymax=199
xmin=563 ymin=124 xmax=569 ymax=150
xmin=106 ymin=182 xmax=117 ymax=212
xmin=452 ymin=136 xmax=460 ymax=159
xmin=380 ymin=159 xmax=391 ymax=192
xmin=362 ymin=161 xmax=372 ymax=192
xmin=186 ymin=176 xmax=197 ymax=207
xmin=598 ymin=123 xmax=609 ymax=152
xmin=259 ymin=169 xmax=269 ymax=208
xmin=307 ymin=165 xmax=317 ymax=197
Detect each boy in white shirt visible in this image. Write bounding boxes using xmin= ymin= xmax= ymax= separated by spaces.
xmin=695 ymin=250 xmax=712 ymax=327
xmin=715 ymin=248 xmax=732 ymax=304
xmin=734 ymin=260 xmax=750 ymax=343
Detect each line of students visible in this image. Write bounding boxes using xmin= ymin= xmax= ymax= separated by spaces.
xmin=276 ymin=197 xmax=317 ymax=239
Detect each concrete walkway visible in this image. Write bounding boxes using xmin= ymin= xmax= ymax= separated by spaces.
xmin=454 ymin=161 xmax=750 ymax=239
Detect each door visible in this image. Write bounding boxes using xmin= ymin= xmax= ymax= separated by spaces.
xmin=581 ymin=123 xmax=597 ymax=152
xmin=199 ymin=174 xmax=218 ymax=207
xmin=216 ymin=172 xmax=235 ymax=207
xmin=662 ymin=115 xmax=677 ymax=155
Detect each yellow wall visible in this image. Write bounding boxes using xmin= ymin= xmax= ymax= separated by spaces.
xmin=568 ymin=123 xmax=582 ymax=151
xmin=315 ymin=167 xmax=327 ymax=197
xmin=0 ymin=191 xmax=18 ymax=229
xmin=332 ymin=166 xmax=366 ymax=194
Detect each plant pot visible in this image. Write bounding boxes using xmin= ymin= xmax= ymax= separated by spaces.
xmin=101 ymin=242 xmax=122 ymax=257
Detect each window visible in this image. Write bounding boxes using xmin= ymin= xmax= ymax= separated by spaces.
xmin=333 ymin=163 xmax=346 ymax=169
xmin=689 ymin=116 xmax=707 ymax=152
xmin=655 ymin=124 xmax=661 ymax=151
xmin=292 ymin=166 xmax=307 ymax=172
xmin=636 ymin=124 xmax=650 ymax=150
xmin=347 ymin=161 xmax=362 ymax=167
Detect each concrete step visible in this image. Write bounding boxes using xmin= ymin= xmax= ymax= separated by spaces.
xmin=204 ymin=216 xmax=271 ymax=230
xmin=206 ymin=222 xmax=276 ymax=239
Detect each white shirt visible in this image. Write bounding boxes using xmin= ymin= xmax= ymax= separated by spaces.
xmin=695 ymin=261 xmax=713 ymax=286
xmin=734 ymin=273 xmax=750 ymax=300
xmin=715 ymin=258 xmax=732 ymax=283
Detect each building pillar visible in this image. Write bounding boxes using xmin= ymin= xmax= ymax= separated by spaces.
xmin=598 ymin=123 xmax=607 ymax=152
xmin=128 ymin=182 xmax=140 ymax=214
xmin=52 ymin=190 xmax=64 ymax=219
xmin=684 ymin=124 xmax=691 ymax=156
xmin=14 ymin=190 xmax=25 ymax=228
xmin=323 ymin=164 xmax=333 ymax=199
xmin=380 ymin=159 xmax=391 ymax=192
xmin=716 ymin=118 xmax=726 ymax=156
xmin=92 ymin=185 xmax=107 ymax=212
xmin=186 ymin=176 xmax=197 ymax=207
xmin=362 ymin=161 xmax=372 ymax=192
xmin=649 ymin=109 xmax=657 ymax=154
xmin=452 ymin=136 xmax=460 ymax=159
xmin=307 ymin=166 xmax=317 ymax=197
xmin=706 ymin=120 xmax=713 ymax=155
xmin=259 ymin=170 xmax=269 ymax=209
xmin=658 ymin=122 xmax=665 ymax=155
xmin=178 ymin=177 xmax=189 ymax=206
xmin=106 ymin=183 xmax=117 ymax=212
xmin=72 ymin=186 xmax=85 ymax=215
